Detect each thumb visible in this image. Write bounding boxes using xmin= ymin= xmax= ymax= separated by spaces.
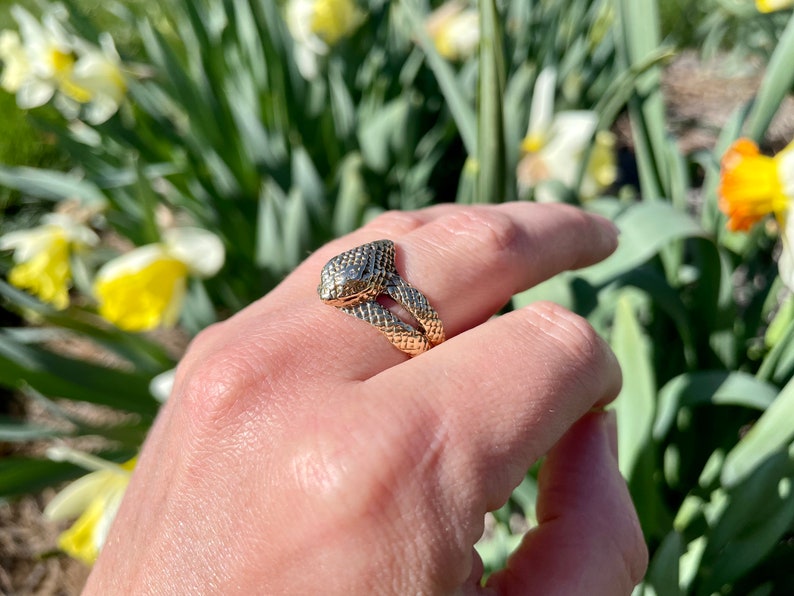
xmin=485 ymin=411 xmax=647 ymax=595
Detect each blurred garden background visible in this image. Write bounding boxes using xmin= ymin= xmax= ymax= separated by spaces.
xmin=2 ymin=0 xmax=794 ymax=593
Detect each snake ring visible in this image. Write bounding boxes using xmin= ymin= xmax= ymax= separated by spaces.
xmin=318 ymin=239 xmax=445 ymax=356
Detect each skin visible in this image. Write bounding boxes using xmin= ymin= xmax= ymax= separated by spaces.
xmin=86 ymin=203 xmax=648 ymax=595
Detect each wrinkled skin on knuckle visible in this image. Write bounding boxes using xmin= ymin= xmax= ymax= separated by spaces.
xmin=437 ymin=208 xmax=521 ymax=258
xmin=172 ymin=317 xmax=299 ymax=435
xmin=525 ymin=301 xmax=622 ymax=403
xmin=367 ymin=210 xmax=427 ymax=235
xmin=174 ymin=343 xmax=264 ymax=434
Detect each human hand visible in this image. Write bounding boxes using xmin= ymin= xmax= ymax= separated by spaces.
xmin=85 ymin=203 xmax=647 ymax=594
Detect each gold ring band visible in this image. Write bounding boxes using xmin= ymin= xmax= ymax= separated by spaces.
xmin=318 ymin=239 xmax=445 ymax=356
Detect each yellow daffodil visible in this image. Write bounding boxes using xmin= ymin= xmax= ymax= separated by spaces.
xmin=0 ymin=5 xmax=125 ymax=123
xmin=718 ymin=137 xmax=794 ymax=288
xmin=43 ymin=446 xmax=136 ymax=565
xmin=0 ymin=213 xmax=98 ymax=309
xmin=285 ymin=0 xmax=365 ymax=79
xmin=517 ymin=67 xmax=617 ymax=202
xmin=718 ymin=138 xmax=794 ymax=231
xmin=425 ymin=1 xmax=480 ymax=61
xmin=94 ymin=227 xmax=225 ymax=332
xmin=756 ymin=0 xmax=794 ymax=13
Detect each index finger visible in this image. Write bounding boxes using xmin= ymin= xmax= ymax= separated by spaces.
xmin=252 ymin=202 xmax=619 ymax=380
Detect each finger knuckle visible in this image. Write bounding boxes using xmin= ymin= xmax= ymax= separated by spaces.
xmin=367 ymin=210 xmax=426 ymax=235
xmin=525 ymin=301 xmax=621 ymax=394
xmin=437 ymin=208 xmax=520 ymax=256
xmin=175 ymin=320 xmax=274 ymax=432
xmin=291 ymin=420 xmax=396 ymax=526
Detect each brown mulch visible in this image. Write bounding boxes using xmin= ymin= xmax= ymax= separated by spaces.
xmin=0 ymin=495 xmax=89 ymax=596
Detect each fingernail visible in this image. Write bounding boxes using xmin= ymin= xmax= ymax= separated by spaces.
xmin=592 ymin=214 xmax=620 ymax=243
xmin=603 ymin=409 xmax=619 ymax=460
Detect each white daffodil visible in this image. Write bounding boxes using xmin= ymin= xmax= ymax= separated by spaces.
xmin=0 ymin=213 xmax=98 ymax=309
xmin=516 ymin=67 xmax=617 ymax=202
xmin=285 ymin=0 xmax=365 ymax=79
xmin=425 ymin=1 xmax=479 ymax=61
xmin=44 ymin=446 xmax=135 ymax=565
xmin=1 ymin=5 xmax=74 ymax=109
xmin=58 ymin=33 xmax=126 ymax=124
xmin=93 ymin=227 xmax=225 ymax=332
xmin=0 ymin=5 xmax=125 ymax=123
xmin=0 ymin=29 xmax=29 ymax=93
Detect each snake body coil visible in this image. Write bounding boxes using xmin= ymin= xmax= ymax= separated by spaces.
xmin=318 ymin=239 xmax=445 ymax=356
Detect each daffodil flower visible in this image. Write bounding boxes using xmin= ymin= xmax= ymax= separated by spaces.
xmin=59 ymin=33 xmax=126 ymax=124
xmin=516 ymin=67 xmax=617 ymax=202
xmin=44 ymin=446 xmax=135 ymax=565
xmin=425 ymin=1 xmax=480 ymax=62
xmin=718 ymin=137 xmax=794 ymax=288
xmin=94 ymin=227 xmax=225 ymax=332
xmin=756 ymin=0 xmax=794 ymax=13
xmin=285 ymin=0 xmax=365 ymax=79
xmin=0 ymin=213 xmax=98 ymax=309
xmin=0 ymin=5 xmax=125 ymax=123
xmin=0 ymin=5 xmax=73 ymax=109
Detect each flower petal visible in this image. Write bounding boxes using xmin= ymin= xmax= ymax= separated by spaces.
xmin=149 ymin=368 xmax=176 ymax=403
xmin=540 ymin=111 xmax=598 ymax=185
xmin=756 ymin=0 xmax=794 ymax=13
xmin=779 ymin=210 xmax=794 ymax=291
xmin=718 ymin=138 xmax=787 ymax=232
xmin=94 ymin=245 xmax=189 ymax=332
xmin=43 ymin=470 xmax=112 ymax=522
xmin=527 ymin=67 xmax=557 ymax=139
xmin=164 ymin=227 xmax=225 ymax=277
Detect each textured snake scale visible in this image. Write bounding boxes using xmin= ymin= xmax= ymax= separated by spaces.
xmin=318 ymin=239 xmax=445 ymax=356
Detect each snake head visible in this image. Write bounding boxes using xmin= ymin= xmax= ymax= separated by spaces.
xmin=318 ymin=239 xmax=394 ymax=306
xmin=318 ymin=263 xmax=375 ymax=306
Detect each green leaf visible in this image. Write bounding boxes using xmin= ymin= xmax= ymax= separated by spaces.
xmin=512 ymin=272 xmax=576 ymax=311
xmin=747 ymin=12 xmax=794 ymax=141
xmin=721 ymin=376 xmax=794 ymax=488
xmin=0 ymin=280 xmax=173 ymax=374
xmin=328 ymin=59 xmax=356 ymax=140
xmin=476 ymin=0 xmax=506 ymax=203
xmin=510 ymin=474 xmax=538 ymax=525
xmin=475 ymin=521 xmax=523 ymax=575
xmin=580 ymin=202 xmax=707 ymax=286
xmin=358 ymin=98 xmax=409 ymax=173
xmin=0 ymin=457 xmax=83 ymax=498
xmin=0 ymin=166 xmax=106 ymax=205
xmin=400 ymin=1 xmax=476 ymax=155
xmin=256 ymin=179 xmax=288 ymax=273
xmin=644 ymin=530 xmax=684 ymax=596
xmin=654 ymin=372 xmax=778 ymax=441
xmin=610 ymin=290 xmax=656 ymax=479
xmin=0 ymin=329 xmax=159 ymax=418
xmin=615 ymin=0 xmax=670 ymax=201
xmin=333 ymin=153 xmax=369 ymax=237
xmin=699 ymin=452 xmax=794 ymax=594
